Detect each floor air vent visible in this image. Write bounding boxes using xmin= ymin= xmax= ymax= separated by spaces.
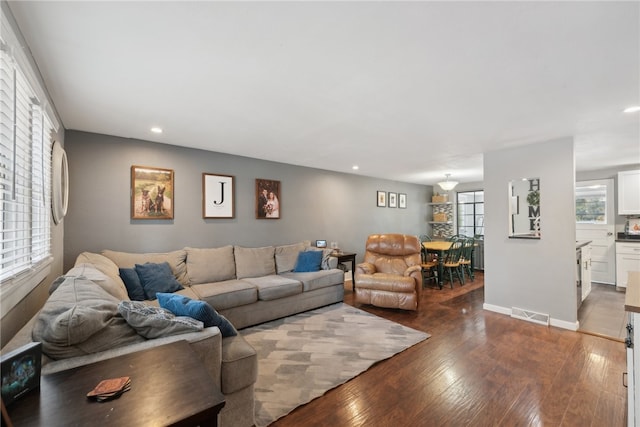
xmin=511 ymin=307 xmax=550 ymax=326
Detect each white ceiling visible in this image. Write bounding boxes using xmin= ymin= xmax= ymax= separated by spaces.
xmin=7 ymin=1 xmax=640 ymax=186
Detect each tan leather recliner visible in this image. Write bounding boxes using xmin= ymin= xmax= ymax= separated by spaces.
xmin=354 ymin=234 xmax=422 ymax=311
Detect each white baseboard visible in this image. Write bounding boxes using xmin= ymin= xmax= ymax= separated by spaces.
xmin=482 ymin=303 xmax=511 ymax=315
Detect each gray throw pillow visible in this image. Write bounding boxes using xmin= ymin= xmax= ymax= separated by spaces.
xmin=117 ymin=301 xmax=203 ymax=339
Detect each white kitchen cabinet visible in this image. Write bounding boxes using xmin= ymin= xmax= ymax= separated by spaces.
xmin=619 ymin=170 xmax=640 ymax=215
xmin=581 ymin=244 xmax=592 ymax=301
xmin=617 ymin=241 xmax=640 ymax=288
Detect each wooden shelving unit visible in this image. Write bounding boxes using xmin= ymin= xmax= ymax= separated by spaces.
xmin=428 ymin=202 xmax=454 ymax=239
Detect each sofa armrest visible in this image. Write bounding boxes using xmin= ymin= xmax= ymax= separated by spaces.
xmin=355 ymin=262 xmax=376 ymax=275
xmin=42 ymin=327 xmax=223 ymax=387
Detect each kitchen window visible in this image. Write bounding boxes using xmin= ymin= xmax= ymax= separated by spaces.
xmin=576 ymin=184 xmax=607 ymax=224
xmin=457 ymin=190 xmax=484 ymax=237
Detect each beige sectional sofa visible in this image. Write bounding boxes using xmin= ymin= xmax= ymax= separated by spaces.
xmin=2 ymin=242 xmax=344 ymax=427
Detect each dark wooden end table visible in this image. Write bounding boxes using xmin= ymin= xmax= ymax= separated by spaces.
xmin=334 ymin=251 xmax=357 ymax=291
xmin=7 ymin=340 xmax=225 ymax=427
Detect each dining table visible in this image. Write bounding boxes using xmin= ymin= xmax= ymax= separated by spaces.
xmin=422 ymin=240 xmax=476 ymax=288
xmin=422 ymin=241 xmax=453 ymax=288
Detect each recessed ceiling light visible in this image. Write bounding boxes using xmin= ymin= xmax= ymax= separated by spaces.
xmin=352 ymin=165 xmax=359 ymax=170
xmin=150 ymin=127 xmax=163 ymax=134
xmin=623 ymin=106 xmax=640 ymax=113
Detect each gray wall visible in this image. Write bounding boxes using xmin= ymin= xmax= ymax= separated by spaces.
xmin=64 ymin=131 xmax=429 ymax=270
xmin=483 ymin=137 xmax=577 ymax=329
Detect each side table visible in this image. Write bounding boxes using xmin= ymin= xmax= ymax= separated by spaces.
xmin=335 ymin=252 xmax=357 ymax=291
xmin=7 ymin=340 xmax=225 ymax=427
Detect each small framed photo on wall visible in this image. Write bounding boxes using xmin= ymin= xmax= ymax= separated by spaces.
xmin=377 ymin=190 xmax=386 ymax=207
xmin=388 ymin=192 xmax=397 ymax=208
xmin=131 ymin=165 xmax=174 ymax=220
xmin=203 ymin=173 xmax=235 ymax=218
xmin=256 ymin=179 xmax=281 ymax=219
xmin=399 ymin=193 xmax=407 ymax=209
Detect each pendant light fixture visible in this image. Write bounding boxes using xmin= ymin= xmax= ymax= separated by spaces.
xmin=438 ymin=174 xmax=458 ymax=191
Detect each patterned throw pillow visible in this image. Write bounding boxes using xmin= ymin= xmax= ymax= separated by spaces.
xmin=117 ymin=301 xmax=203 ymax=339
xmin=156 ymin=293 xmax=237 ymax=337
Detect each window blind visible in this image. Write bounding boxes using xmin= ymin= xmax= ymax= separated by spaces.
xmin=0 ymin=42 xmax=53 ymax=282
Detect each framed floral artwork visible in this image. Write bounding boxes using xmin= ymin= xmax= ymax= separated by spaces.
xmin=377 ymin=191 xmax=386 ymax=207
xmin=399 ymin=193 xmax=407 ymax=209
xmin=388 ymin=192 xmax=397 ymax=208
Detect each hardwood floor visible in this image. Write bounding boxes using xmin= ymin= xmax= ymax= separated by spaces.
xmin=271 ymin=272 xmax=627 ymax=427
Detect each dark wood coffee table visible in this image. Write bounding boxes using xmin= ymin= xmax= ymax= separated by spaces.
xmin=7 ymin=340 xmax=225 ymax=426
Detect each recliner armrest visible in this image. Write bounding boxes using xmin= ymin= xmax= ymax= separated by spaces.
xmin=404 ymin=265 xmax=422 ymax=277
xmin=355 ymin=262 xmax=376 ymax=275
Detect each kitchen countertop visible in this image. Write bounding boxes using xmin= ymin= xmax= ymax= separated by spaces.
xmin=617 ymin=237 xmax=640 ymax=243
xmin=624 ymin=272 xmax=640 ymax=313
xmin=616 ymin=232 xmax=640 ymax=243
xmin=576 ymin=240 xmax=592 ymax=249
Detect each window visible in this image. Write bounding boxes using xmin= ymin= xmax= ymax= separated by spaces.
xmin=457 ymin=191 xmax=484 ymax=237
xmin=1 ymin=38 xmax=54 ymax=285
xmin=576 ymin=184 xmax=607 ymax=224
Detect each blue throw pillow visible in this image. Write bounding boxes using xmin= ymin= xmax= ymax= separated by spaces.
xmin=293 ymin=250 xmax=323 ymax=272
xmin=156 ymin=293 xmax=237 ymax=337
xmin=119 ymin=268 xmax=146 ymax=301
xmin=134 ymin=262 xmax=183 ymax=300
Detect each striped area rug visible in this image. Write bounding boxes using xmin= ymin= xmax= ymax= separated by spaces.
xmin=241 ymin=303 xmax=430 ymax=426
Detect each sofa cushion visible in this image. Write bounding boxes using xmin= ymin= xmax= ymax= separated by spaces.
xmin=74 ymin=252 xmax=122 ymax=283
xmin=191 ymin=280 xmax=258 ymax=311
xmin=135 ymin=262 xmax=184 ymax=300
xmin=117 ymin=301 xmax=203 ymax=339
xmin=119 ymin=268 xmax=146 ymax=301
xmin=234 ymin=246 xmax=276 ymax=279
xmin=185 ymin=246 xmax=236 ymax=284
xmin=242 ymin=275 xmax=302 ymax=301
xmin=293 ymin=250 xmax=323 ymax=272
xmin=221 ymin=335 xmax=258 ymax=395
xmin=32 ymin=277 xmax=144 ymax=360
xmin=281 ymin=269 xmax=345 ymax=292
xmin=66 ymin=260 xmax=129 ymax=301
xmin=274 ymin=242 xmax=306 ymax=274
xmin=156 ymin=293 xmax=237 ymax=337
xmin=102 ymin=249 xmax=189 ymax=286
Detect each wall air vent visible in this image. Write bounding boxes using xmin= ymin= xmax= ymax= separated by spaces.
xmin=511 ymin=307 xmax=550 ymax=326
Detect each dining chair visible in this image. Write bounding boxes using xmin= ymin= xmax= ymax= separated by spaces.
xmin=442 ymin=240 xmax=464 ymax=288
xmin=459 ymin=237 xmax=475 ymax=282
xmin=418 ymin=235 xmax=438 ymax=287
